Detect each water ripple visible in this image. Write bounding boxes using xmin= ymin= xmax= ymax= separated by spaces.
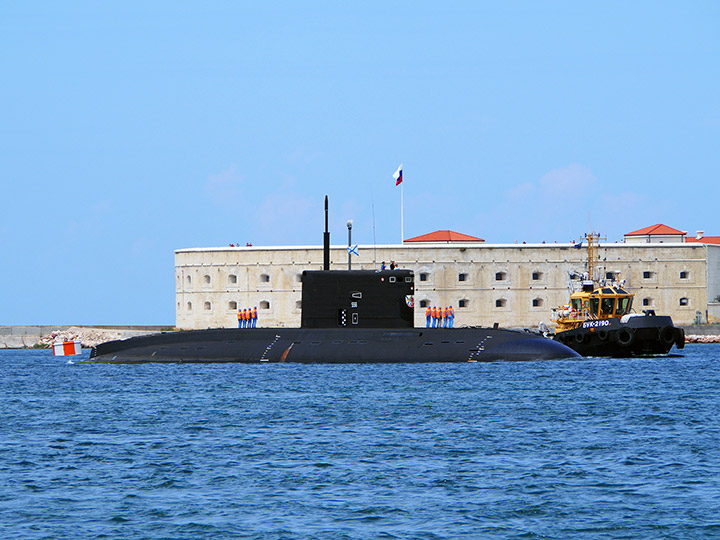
xmin=1 ymin=347 xmax=719 ymax=539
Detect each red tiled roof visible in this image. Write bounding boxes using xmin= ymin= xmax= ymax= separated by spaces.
xmin=625 ymin=224 xmax=687 ymax=237
xmin=686 ymin=236 xmax=720 ymax=245
xmin=404 ymin=230 xmax=485 ymax=243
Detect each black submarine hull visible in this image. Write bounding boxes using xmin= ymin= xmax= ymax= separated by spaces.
xmin=87 ymin=327 xmax=580 ymax=364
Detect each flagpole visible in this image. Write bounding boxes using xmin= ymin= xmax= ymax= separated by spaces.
xmin=400 ymin=180 xmax=404 ymax=244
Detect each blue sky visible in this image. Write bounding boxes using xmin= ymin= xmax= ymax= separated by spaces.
xmin=2 ymin=1 xmax=718 ymax=325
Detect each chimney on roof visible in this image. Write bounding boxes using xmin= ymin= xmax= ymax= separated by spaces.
xmin=696 ymin=230 xmax=704 ymax=240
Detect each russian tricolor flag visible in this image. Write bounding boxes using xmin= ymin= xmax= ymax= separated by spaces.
xmin=393 ymin=163 xmax=403 ymax=186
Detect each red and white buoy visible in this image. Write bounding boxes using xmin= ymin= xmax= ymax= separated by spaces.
xmin=53 ymin=340 xmax=82 ymax=356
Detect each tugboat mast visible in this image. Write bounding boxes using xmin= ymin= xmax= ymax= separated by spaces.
xmin=585 ymin=231 xmax=600 ymax=282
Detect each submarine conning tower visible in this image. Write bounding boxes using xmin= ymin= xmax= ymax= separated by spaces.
xmin=305 ymin=196 xmax=415 ymax=329
xmin=301 ymin=269 xmax=415 ymax=329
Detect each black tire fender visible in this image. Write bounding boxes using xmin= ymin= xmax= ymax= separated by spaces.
xmin=660 ymin=326 xmax=676 ymax=345
xmin=616 ymin=327 xmax=635 ymax=346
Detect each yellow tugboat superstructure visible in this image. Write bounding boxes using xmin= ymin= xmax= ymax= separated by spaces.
xmin=551 ymin=232 xmax=684 ymax=356
xmin=553 ymin=232 xmax=633 ymax=332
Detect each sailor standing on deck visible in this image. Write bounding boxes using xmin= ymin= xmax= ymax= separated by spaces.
xmin=425 ymin=305 xmax=431 ymax=327
xmin=252 ymin=306 xmax=257 ymax=328
xmin=448 ymin=305 xmax=454 ymax=328
xmin=237 ymin=309 xmax=242 ymax=328
xmin=443 ymin=307 xmax=449 ymax=328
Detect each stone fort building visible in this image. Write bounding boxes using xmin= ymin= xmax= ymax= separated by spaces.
xmin=175 ymin=225 xmax=720 ymax=330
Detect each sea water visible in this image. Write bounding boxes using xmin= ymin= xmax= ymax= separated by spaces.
xmin=1 ymin=346 xmax=719 ymax=540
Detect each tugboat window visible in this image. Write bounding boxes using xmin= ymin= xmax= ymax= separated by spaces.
xmin=679 ymin=297 xmax=689 ymax=306
xmin=616 ymin=297 xmax=631 ymax=315
xmin=601 ymin=298 xmax=615 ymax=315
xmin=589 ymin=298 xmax=600 ymax=316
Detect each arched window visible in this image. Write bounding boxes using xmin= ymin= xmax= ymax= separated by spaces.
xmin=204 ymin=301 xmax=212 ymax=310
xmin=295 ymin=300 xmax=302 ymax=310
xmin=679 ymin=297 xmax=689 ymax=306
xmin=203 ymin=274 xmax=211 ymax=285
xmin=419 ymin=299 xmax=429 ymax=308
xmin=228 ymin=274 xmax=237 ymax=284
xmin=260 ymin=274 xmax=270 ymax=283
xmin=187 ymin=302 xmax=192 ymax=311
xmin=419 ymin=273 xmax=428 ymax=282
xmin=260 ymin=300 xmax=270 ymax=309
xmin=532 ymin=271 xmax=543 ymax=281
xmin=458 ymin=273 xmax=468 ymax=282
xmin=495 ymin=298 xmax=507 ymax=308
xmin=186 ymin=275 xmax=192 ymax=285
xmin=680 ymin=271 xmax=690 ymax=279
xmin=458 ymin=299 xmax=468 ymax=308
xmin=495 ymin=272 xmax=507 ymax=281
xmin=532 ymin=298 xmax=543 ymax=307
xmin=642 ymin=298 xmax=653 ymax=307
xmin=229 ymin=301 xmax=237 ymax=310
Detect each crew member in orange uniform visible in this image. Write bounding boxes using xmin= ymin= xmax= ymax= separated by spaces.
xmin=425 ymin=306 xmax=431 ymax=327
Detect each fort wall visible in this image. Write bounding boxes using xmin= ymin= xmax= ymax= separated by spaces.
xmin=175 ymin=243 xmax=714 ymax=330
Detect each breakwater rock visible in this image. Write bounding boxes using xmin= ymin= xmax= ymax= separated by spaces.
xmin=0 ymin=326 xmax=166 ymax=349
xmin=685 ymin=334 xmax=720 ymax=344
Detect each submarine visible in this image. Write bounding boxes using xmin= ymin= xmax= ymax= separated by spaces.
xmin=87 ymin=198 xmax=579 ymax=364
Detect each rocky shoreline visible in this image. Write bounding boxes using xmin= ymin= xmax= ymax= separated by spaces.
xmin=0 ymin=326 xmax=165 ymax=349
xmin=684 ymin=334 xmax=720 ymax=344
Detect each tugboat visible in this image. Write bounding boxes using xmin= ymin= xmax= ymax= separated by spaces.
xmin=551 ymin=232 xmax=684 ymax=357
xmin=85 ymin=198 xmax=580 ymax=364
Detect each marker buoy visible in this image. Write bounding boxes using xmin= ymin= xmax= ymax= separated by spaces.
xmin=53 ymin=340 xmax=82 ymax=356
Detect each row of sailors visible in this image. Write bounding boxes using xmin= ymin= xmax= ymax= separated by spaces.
xmin=425 ymin=306 xmax=454 ymax=328
xmin=237 ymin=308 xmax=258 ymax=328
